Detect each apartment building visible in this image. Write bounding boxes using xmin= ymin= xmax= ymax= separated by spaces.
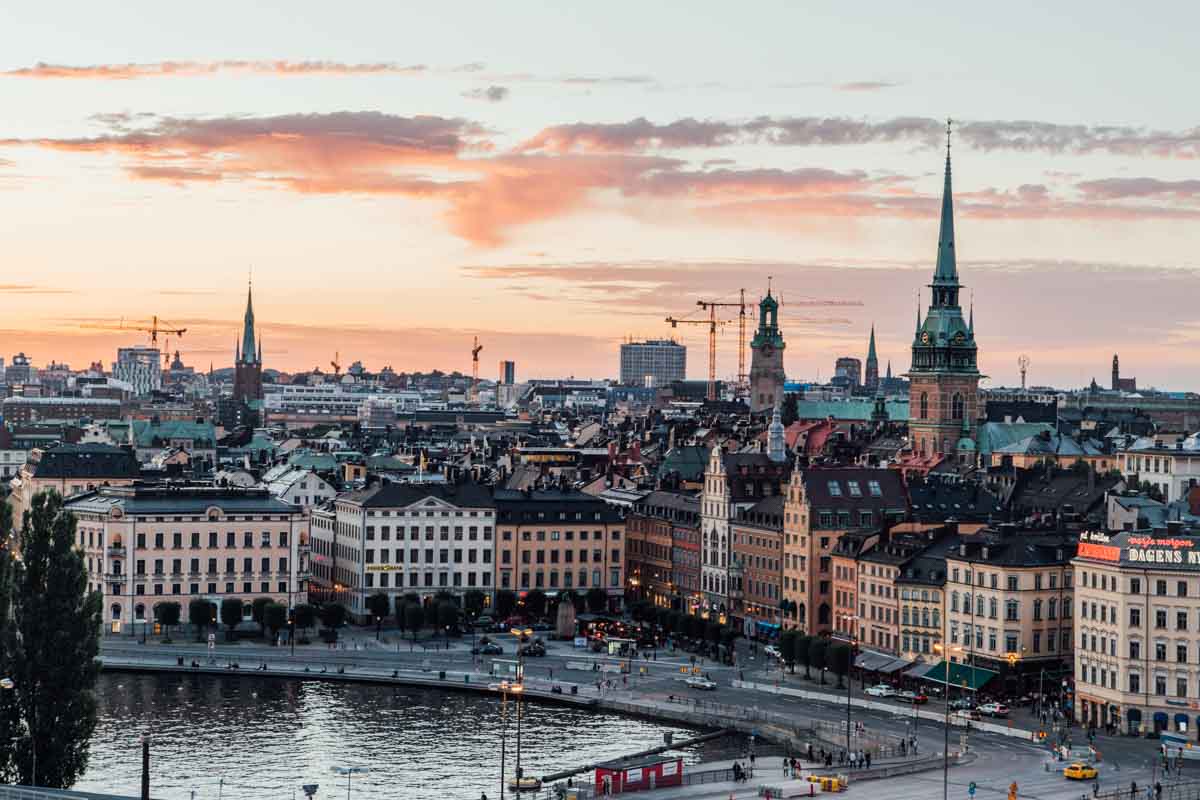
xmin=627 ymin=491 xmax=694 ymax=609
xmin=730 ymin=495 xmax=784 ymax=635
xmin=66 ymin=485 xmax=306 ymax=634
xmin=494 ymin=488 xmax=625 ymax=612
xmin=309 ymin=482 xmax=495 ymax=620
xmin=9 ymin=443 xmax=141 ymax=530
xmin=943 ymin=524 xmax=1076 ymax=695
xmin=1073 ymin=523 xmax=1200 ymax=736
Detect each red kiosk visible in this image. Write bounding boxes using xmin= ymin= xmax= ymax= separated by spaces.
xmin=594 ymin=755 xmax=684 ymax=794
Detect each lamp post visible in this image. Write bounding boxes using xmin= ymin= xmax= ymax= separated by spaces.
xmin=1 ymin=677 xmax=34 ymax=788
xmin=509 ymin=627 xmax=532 ymax=791
xmin=933 ymin=643 xmax=964 ymax=800
xmin=330 ymin=766 xmax=367 ymax=800
xmin=499 ymin=680 xmax=510 ymax=800
xmin=835 ymin=613 xmax=860 ymax=761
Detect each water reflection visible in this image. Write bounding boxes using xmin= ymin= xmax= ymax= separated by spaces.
xmin=78 ymin=674 xmax=705 ymax=799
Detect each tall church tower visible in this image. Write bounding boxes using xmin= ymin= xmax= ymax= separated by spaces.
xmin=907 ymin=123 xmax=981 ymax=458
xmin=749 ymin=286 xmax=786 ymax=413
xmin=864 ymin=324 xmax=879 ymax=391
xmin=1111 ymin=354 xmax=1119 ymax=391
xmin=232 ymin=282 xmax=264 ymax=403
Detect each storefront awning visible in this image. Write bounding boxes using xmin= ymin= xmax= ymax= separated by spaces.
xmin=855 ymin=651 xmax=895 ymax=671
xmin=904 ymin=662 xmax=936 ymax=679
xmin=920 ymin=660 xmax=999 ymax=691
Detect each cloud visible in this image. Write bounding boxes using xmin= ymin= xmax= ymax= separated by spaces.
xmin=462 ymin=85 xmax=510 ymax=103
xmin=834 ymin=81 xmax=902 ymax=92
xmin=519 ymin=115 xmax=1200 ymax=159
xmin=1076 ymin=177 xmax=1200 ymax=201
xmin=0 ymin=284 xmax=74 ymax=294
xmin=2 ymin=60 xmax=430 ymax=80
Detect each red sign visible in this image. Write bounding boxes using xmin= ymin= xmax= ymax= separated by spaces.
xmin=1078 ymin=542 xmax=1120 ymax=562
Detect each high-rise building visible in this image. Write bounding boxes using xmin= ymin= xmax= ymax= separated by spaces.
xmin=5 ymin=353 xmax=34 ymax=386
xmin=749 ymin=289 xmax=785 ymax=413
xmin=833 ymin=357 xmax=862 ymax=389
xmin=908 ymin=129 xmax=980 ymax=458
xmin=233 ymin=283 xmax=263 ymax=403
xmin=864 ymin=325 xmax=879 ymax=391
xmin=619 ymin=339 xmax=686 ymax=387
xmin=499 ymin=360 xmax=516 ymax=385
xmin=113 ymin=346 xmax=162 ymax=395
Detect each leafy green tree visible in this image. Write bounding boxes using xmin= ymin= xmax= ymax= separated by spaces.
xmin=796 ymin=634 xmax=813 ymax=679
xmin=264 ymin=603 xmax=288 ymax=641
xmin=828 ymin=642 xmax=851 ymax=689
xmin=158 ymin=602 xmax=181 ymax=641
xmin=188 ymin=599 xmax=214 ymax=640
xmin=586 ymin=587 xmax=608 ymax=614
xmin=220 ymin=598 xmax=244 ymax=640
xmin=293 ymin=603 xmax=316 ymax=637
xmin=404 ymin=602 xmax=425 ymax=641
xmin=0 ymin=491 xmax=102 ymax=788
xmin=251 ymin=597 xmax=273 ymax=636
xmin=779 ymin=629 xmax=798 ymax=673
xmin=463 ymin=589 xmax=485 ymax=618
xmin=319 ymin=602 xmax=347 ymax=630
xmin=809 ymin=638 xmax=829 ymax=685
xmin=366 ymin=592 xmax=390 ymax=639
xmin=495 ymin=590 xmax=517 ymax=619
xmin=437 ymin=601 xmax=459 ymax=632
xmin=524 ymin=589 xmax=548 ymax=618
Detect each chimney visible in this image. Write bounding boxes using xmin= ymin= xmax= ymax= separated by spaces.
xmin=959 ymin=543 xmax=967 ymax=558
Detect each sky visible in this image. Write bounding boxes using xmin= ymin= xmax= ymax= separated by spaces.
xmin=1 ymin=1 xmax=1199 ymax=389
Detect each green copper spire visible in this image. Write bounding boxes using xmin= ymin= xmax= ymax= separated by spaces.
xmin=932 ymin=118 xmax=958 ymax=288
xmin=867 ymin=324 xmax=877 ymax=361
xmin=240 ymin=280 xmax=258 ymax=365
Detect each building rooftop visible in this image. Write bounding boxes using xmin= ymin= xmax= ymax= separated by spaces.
xmin=66 ymin=484 xmax=300 ymax=515
xmin=27 ymin=443 xmax=141 ymax=479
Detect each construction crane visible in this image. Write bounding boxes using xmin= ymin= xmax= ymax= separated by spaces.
xmin=697 ymin=289 xmax=748 ymax=394
xmin=471 ymin=336 xmax=483 ymax=405
xmin=81 ymin=316 xmax=187 ymax=365
xmin=665 ymin=305 xmax=726 ymax=401
xmin=330 ymin=352 xmax=341 ymax=378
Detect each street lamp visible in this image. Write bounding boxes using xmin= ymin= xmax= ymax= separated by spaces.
xmin=330 ymin=766 xmax=367 ymax=800
xmin=508 ymin=628 xmax=532 ymax=791
xmin=835 ymin=613 xmax=860 ymax=761
xmin=1 ymin=676 xmax=34 ymax=788
xmin=933 ymin=643 xmax=965 ymax=800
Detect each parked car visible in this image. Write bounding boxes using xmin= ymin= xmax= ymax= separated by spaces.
xmin=899 ymin=690 xmax=929 ymax=704
xmin=520 ymin=640 xmax=546 ymax=657
xmin=865 ymin=684 xmax=897 ymax=698
xmin=948 ymin=697 xmax=976 ymax=711
xmin=1063 ymin=763 xmax=1098 ymax=781
xmin=472 ymin=643 xmax=504 ymax=655
xmin=686 ymin=676 xmax=717 ymax=691
xmin=977 ymin=702 xmax=1010 ymax=717
xmin=952 ymin=709 xmax=982 ymax=725
xmin=764 ymin=645 xmax=781 ymax=660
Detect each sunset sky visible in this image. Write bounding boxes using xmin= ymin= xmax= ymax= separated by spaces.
xmin=1 ymin=2 xmax=1199 ymax=389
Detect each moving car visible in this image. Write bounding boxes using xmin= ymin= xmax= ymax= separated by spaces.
xmin=472 ymin=643 xmax=504 ymax=655
xmin=865 ymin=684 xmax=897 ymax=698
xmin=1063 ymin=763 xmax=1098 ymax=780
xmin=898 ymin=690 xmax=929 ymax=704
xmin=764 ymin=645 xmax=781 ymax=660
xmin=520 ymin=640 xmax=547 ymax=657
xmin=977 ymin=702 xmax=1010 ymax=717
xmin=948 ymin=697 xmax=976 ymax=711
xmin=686 ymin=676 xmax=717 ymax=691
xmin=952 ymin=709 xmax=982 ymax=725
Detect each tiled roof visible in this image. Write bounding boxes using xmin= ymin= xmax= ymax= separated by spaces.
xmin=343 ymin=481 xmax=494 ymax=509
xmin=29 ymin=443 xmax=140 ymax=479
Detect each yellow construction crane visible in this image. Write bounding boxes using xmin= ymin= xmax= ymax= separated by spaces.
xmin=697 ymin=289 xmax=748 ymax=394
xmin=665 ymin=307 xmax=726 ymax=402
xmin=81 ymin=315 xmax=187 ymax=365
xmin=471 ymin=336 xmax=483 ymax=404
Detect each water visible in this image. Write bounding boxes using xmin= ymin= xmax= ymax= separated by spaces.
xmin=76 ymin=674 xmax=707 ymax=800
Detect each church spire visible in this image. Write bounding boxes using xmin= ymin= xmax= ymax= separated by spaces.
xmin=932 ymin=118 xmax=958 ymax=289
xmin=867 ymin=324 xmax=877 ymax=362
xmin=240 ymin=279 xmax=257 ymax=366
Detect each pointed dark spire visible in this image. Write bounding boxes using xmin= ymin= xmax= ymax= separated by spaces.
xmin=915 ymin=290 xmax=922 ymax=333
xmin=933 ymin=118 xmax=958 ymax=287
xmin=240 ymin=279 xmax=257 ymax=365
xmin=969 ymin=291 xmax=974 ymax=334
xmin=886 ymin=360 xmax=892 ymax=379
xmin=867 ymin=324 xmax=878 ymax=362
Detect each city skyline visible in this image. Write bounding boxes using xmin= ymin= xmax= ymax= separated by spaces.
xmin=2 ymin=2 xmax=1199 ymax=387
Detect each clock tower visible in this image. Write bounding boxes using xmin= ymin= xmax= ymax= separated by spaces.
xmin=749 ymin=286 xmax=786 ymax=413
xmin=908 ymin=123 xmax=981 ymax=458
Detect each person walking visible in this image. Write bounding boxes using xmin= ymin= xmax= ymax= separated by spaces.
xmin=865 ymin=752 xmax=871 ymax=769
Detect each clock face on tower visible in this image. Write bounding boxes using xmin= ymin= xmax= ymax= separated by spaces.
xmin=921 ymin=331 xmax=930 ymax=344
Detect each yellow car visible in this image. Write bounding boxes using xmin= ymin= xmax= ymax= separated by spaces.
xmin=1063 ymin=762 xmax=1098 ymax=780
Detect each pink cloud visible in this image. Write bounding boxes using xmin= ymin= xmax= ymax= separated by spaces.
xmin=2 ymin=60 xmax=430 ymax=80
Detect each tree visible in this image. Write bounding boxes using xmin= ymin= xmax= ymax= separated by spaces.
xmin=220 ymin=598 xmax=244 ymax=640
xmin=779 ymin=629 xmax=798 ymax=673
xmin=319 ymin=602 xmax=347 ymax=630
xmin=251 ymin=597 xmax=273 ymax=636
xmin=0 ymin=491 xmax=102 ymax=788
xmin=524 ymin=589 xmax=548 ymax=619
xmin=188 ymin=599 xmax=214 ymax=640
xmin=796 ymin=634 xmax=813 ymax=679
xmin=158 ymin=602 xmax=181 ymax=641
xmin=828 ymin=642 xmax=851 ymax=689
xmin=293 ymin=603 xmax=316 ymax=638
xmin=586 ymin=587 xmax=608 ymax=614
xmin=705 ymin=621 xmax=722 ymax=646
xmin=404 ymin=602 xmax=425 ymax=641
xmin=436 ymin=601 xmax=459 ymax=632
xmin=366 ymin=592 xmax=390 ymax=640
xmin=495 ymin=590 xmax=517 ymax=619
xmin=264 ymin=603 xmax=287 ymax=642
xmin=809 ymin=638 xmax=828 ymax=685
xmin=463 ymin=589 xmax=485 ymax=618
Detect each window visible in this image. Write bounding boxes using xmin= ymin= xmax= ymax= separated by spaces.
xmin=1130 ymin=607 xmax=1140 ymax=627
xmin=1178 ymin=644 xmax=1188 ymax=663
xmin=1129 ymin=673 xmax=1140 ymax=694
xmin=1006 ymin=576 xmax=1018 ymax=591
xmin=1156 ymin=642 xmax=1167 ymax=661
xmin=919 ymin=393 xmax=928 ymax=419
xmin=827 ymin=481 xmax=842 ymax=497
xmin=1156 ymin=610 xmax=1168 ymax=629
xmin=1180 ymin=581 xmax=1189 ymax=598
xmin=867 ymin=481 xmax=882 ymax=497
xmin=951 ymin=393 xmax=964 ymax=420
xmin=1178 ymin=612 xmax=1188 ymax=632
xmin=1131 ymin=578 xmax=1141 ymax=595
xmin=1033 ymin=599 xmax=1042 ymax=621
xmin=1005 ymin=600 xmax=1019 ymax=621
xmin=1156 ymin=675 xmax=1167 ymax=696
xmin=1157 ymin=580 xmax=1168 ymax=596
xmin=847 ymin=481 xmax=862 ymax=497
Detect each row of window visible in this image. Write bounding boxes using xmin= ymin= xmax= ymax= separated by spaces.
xmin=504 ymin=548 xmax=618 ymax=565
xmin=113 ymin=531 xmax=290 ymax=550
xmin=950 ymin=623 xmax=1071 ymax=654
xmin=112 ymin=580 xmax=289 ymax=598
xmin=366 ymin=548 xmax=492 ymax=565
xmin=950 ymin=593 xmax=1073 ymax=621
xmin=364 ymin=570 xmax=490 ymax=589
xmin=124 ymin=557 xmax=288 ymax=576
xmin=901 ymin=606 xmax=942 ymax=628
xmin=502 ymin=568 xmax=621 ymax=590
xmin=365 ymin=525 xmax=493 ymax=541
xmin=950 ymin=568 xmax=1070 ymax=591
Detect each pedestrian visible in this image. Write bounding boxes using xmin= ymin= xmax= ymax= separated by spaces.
xmin=865 ymin=752 xmax=871 ymax=769
xmin=1131 ymin=780 xmax=1138 ymax=800
xmin=1154 ymin=782 xmax=1162 ymax=800
xmin=749 ymin=752 xmax=756 ymax=768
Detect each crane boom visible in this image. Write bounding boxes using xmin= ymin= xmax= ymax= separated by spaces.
xmin=665 ymin=308 xmax=726 ymax=401
xmin=471 ymin=336 xmax=483 ymax=405
xmin=697 ymin=289 xmax=749 ymax=395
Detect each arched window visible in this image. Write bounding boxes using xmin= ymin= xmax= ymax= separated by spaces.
xmin=952 ymin=393 xmax=964 ymax=420
xmin=818 ymin=603 xmax=831 ymax=625
xmin=134 ymin=603 xmax=145 ymax=621
xmin=919 ymin=393 xmax=929 ymax=419
xmin=797 ymin=603 xmax=806 ymax=625
xmin=111 ymin=603 xmax=122 ymax=620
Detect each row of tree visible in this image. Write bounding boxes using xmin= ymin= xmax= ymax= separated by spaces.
xmin=778 ymin=630 xmax=854 ymax=688
xmin=627 ymin=602 xmax=740 ymax=646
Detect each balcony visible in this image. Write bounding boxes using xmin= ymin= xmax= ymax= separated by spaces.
xmin=107 ymin=545 xmax=125 ymax=556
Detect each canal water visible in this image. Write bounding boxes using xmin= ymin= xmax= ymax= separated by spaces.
xmin=76 ymin=674 xmax=709 ymax=799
